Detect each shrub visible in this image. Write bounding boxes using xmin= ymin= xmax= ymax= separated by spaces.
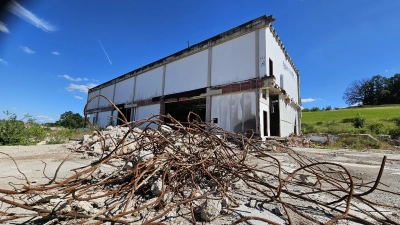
xmin=325 ymin=106 xmax=332 ymax=110
xmin=316 ymin=121 xmax=323 ymax=125
xmin=310 ymin=107 xmax=320 ymax=112
xmin=353 ymin=113 xmax=366 ymax=128
xmin=367 ymin=122 xmax=386 ymax=134
xmin=0 ymin=111 xmax=41 ymax=145
xmin=302 ymin=108 xmax=310 ymax=112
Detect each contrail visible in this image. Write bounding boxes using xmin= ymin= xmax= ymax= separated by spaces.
xmin=98 ymin=39 xmax=112 ymax=65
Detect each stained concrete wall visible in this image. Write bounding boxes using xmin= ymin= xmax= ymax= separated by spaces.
xmin=211 ymin=91 xmax=257 ymax=134
xmin=135 ymin=67 xmax=163 ymax=101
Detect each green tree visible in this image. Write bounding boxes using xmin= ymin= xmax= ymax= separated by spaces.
xmin=343 ymin=74 xmax=400 ymax=106
xmin=57 ymin=111 xmax=84 ymax=129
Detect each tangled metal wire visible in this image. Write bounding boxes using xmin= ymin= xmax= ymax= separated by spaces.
xmin=0 ymin=94 xmax=399 ymax=224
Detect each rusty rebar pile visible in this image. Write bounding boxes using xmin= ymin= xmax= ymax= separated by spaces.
xmin=0 ymin=95 xmax=399 ymax=225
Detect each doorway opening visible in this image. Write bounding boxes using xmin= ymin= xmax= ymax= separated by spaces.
xmin=164 ymin=98 xmax=206 ymax=124
xmin=263 ymin=110 xmax=268 ymax=136
xmin=269 ymin=95 xmax=280 ymax=136
xmin=116 ymin=104 xmax=132 ymax=126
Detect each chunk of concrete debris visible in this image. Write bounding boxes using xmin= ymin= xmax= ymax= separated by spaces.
xmin=91 ymin=142 xmax=103 ymax=155
xmin=161 ymin=125 xmax=173 ymax=136
xmin=248 ymin=199 xmax=257 ymax=208
xmin=231 ymin=179 xmax=245 ymax=189
xmin=200 ymin=199 xmax=222 ymax=222
xmin=137 ymin=150 xmax=154 ymax=162
xmin=151 ymin=179 xmax=163 ymax=196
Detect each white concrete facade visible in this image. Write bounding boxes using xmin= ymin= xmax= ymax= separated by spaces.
xmin=87 ymin=15 xmax=301 ymax=137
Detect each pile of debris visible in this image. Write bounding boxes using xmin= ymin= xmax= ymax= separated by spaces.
xmin=0 ymin=97 xmax=399 ymax=224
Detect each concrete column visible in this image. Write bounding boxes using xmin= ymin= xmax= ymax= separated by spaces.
xmin=206 ymin=47 xmax=212 ymax=122
xmin=255 ymin=29 xmax=260 ymax=135
xmin=160 ymin=65 xmax=166 ymax=117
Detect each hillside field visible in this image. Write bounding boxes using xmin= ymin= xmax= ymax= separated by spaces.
xmin=301 ymin=105 xmax=400 ymax=135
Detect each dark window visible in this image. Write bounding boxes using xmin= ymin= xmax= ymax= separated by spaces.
xmin=269 ymin=58 xmax=273 ymax=76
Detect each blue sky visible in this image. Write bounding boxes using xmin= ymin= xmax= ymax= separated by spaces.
xmin=0 ymin=0 xmax=399 ymax=123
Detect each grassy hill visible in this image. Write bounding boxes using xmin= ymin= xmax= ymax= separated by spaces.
xmin=301 ymin=105 xmax=400 ymax=135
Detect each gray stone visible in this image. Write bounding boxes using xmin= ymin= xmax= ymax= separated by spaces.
xmin=200 ymin=199 xmax=222 ymax=222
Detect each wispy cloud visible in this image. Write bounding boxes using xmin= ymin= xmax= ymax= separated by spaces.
xmin=66 ymin=83 xmax=97 ymax=93
xmin=0 ymin=58 xmax=7 ymax=65
xmin=52 ymin=51 xmax=60 ymax=55
xmin=7 ymin=0 xmax=56 ymax=32
xmin=74 ymin=96 xmax=83 ymax=100
xmin=385 ymin=69 xmax=389 ymax=72
xmin=98 ymin=39 xmax=112 ymax=65
xmin=36 ymin=115 xmax=53 ymax=120
xmin=301 ymin=98 xmax=323 ymax=103
xmin=20 ymin=46 xmax=35 ymax=54
xmin=59 ymin=75 xmax=82 ymax=82
xmin=83 ymin=78 xmax=88 ymax=81
xmin=0 ymin=21 xmax=9 ymax=33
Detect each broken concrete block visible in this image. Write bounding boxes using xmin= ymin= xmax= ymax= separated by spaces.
xmin=200 ymin=199 xmax=222 ymax=222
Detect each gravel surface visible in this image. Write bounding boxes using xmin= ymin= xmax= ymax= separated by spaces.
xmin=0 ymin=144 xmax=399 ymax=224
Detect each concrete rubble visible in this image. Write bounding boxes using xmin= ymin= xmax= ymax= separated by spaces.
xmin=0 ymin=114 xmax=399 ymax=224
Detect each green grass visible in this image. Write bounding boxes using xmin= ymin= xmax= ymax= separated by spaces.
xmin=302 ymin=105 xmax=400 ymax=135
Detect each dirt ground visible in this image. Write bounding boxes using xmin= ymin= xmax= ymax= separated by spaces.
xmin=0 ymin=144 xmax=399 ymax=224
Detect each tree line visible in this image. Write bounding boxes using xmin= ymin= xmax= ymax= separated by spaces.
xmin=343 ymin=74 xmax=400 ymax=106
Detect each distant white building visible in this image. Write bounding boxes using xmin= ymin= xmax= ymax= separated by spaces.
xmin=87 ymin=15 xmax=301 ymax=137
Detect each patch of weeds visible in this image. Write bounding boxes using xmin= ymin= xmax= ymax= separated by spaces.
xmin=46 ymin=139 xmax=66 ymax=145
xmin=301 ymin=123 xmax=318 ymax=134
xmin=342 ymin=118 xmax=355 ymax=123
xmin=333 ymin=136 xmax=392 ymax=150
xmin=367 ymin=122 xmax=387 ymax=134
xmin=316 ymin=121 xmax=323 ymax=125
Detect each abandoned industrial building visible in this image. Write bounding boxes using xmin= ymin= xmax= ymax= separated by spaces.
xmin=86 ymin=15 xmax=301 ymax=137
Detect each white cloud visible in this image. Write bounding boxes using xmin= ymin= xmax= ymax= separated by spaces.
xmin=301 ymin=98 xmax=322 ymax=103
xmin=59 ymin=75 xmax=82 ymax=82
xmin=52 ymin=51 xmax=60 ymax=55
xmin=0 ymin=21 xmax=9 ymax=33
xmin=36 ymin=115 xmax=53 ymax=121
xmin=74 ymin=96 xmax=83 ymax=100
xmin=20 ymin=46 xmax=35 ymax=54
xmin=385 ymin=69 xmax=389 ymax=72
xmin=83 ymin=78 xmax=88 ymax=81
xmin=0 ymin=58 xmax=7 ymax=65
xmin=7 ymin=0 xmax=56 ymax=32
xmin=66 ymin=83 xmax=97 ymax=93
